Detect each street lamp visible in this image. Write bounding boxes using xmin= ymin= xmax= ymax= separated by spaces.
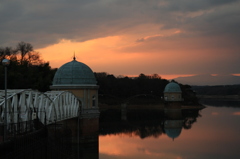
xmin=2 ymin=59 xmax=10 ymax=142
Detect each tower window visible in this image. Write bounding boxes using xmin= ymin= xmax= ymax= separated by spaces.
xmin=92 ymin=95 xmax=96 ymax=107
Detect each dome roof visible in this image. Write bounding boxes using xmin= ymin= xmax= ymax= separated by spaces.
xmin=164 ymin=82 xmax=182 ymax=93
xmin=52 ymin=59 xmax=97 ymax=85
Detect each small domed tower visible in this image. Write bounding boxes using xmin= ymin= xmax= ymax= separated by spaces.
xmin=164 ymin=82 xmax=183 ymax=102
xmin=51 ymin=58 xmax=99 ymax=118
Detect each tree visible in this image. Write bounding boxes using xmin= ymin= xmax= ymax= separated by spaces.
xmin=0 ymin=42 xmax=56 ymax=92
xmin=15 ymin=41 xmax=33 ymax=64
xmin=0 ymin=47 xmax=14 ymax=62
xmin=151 ymin=74 xmax=161 ymax=79
xmin=138 ymin=73 xmax=148 ymax=79
xmin=27 ymin=51 xmax=43 ymax=65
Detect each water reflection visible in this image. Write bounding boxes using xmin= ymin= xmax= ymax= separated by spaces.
xmin=199 ymin=98 xmax=240 ymax=107
xmin=99 ymin=105 xmax=240 ymax=159
xmin=73 ymin=106 xmax=202 ymax=159
xmin=99 ymin=107 xmax=202 ymax=140
xmin=74 ymin=118 xmax=99 ymax=159
xmin=3 ymin=102 xmax=240 ymax=158
xmin=164 ymin=108 xmax=183 ymax=140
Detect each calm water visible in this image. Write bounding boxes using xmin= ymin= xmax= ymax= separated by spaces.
xmin=2 ymin=100 xmax=239 ymax=159
xmin=99 ymin=104 xmax=240 ymax=159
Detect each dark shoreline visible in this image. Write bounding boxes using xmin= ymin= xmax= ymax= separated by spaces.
xmin=99 ymin=104 xmax=205 ymax=111
xmin=197 ymin=95 xmax=240 ymax=100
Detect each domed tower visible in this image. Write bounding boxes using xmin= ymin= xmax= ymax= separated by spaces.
xmin=51 ymin=58 xmax=99 ymax=118
xmin=164 ymin=82 xmax=183 ymax=102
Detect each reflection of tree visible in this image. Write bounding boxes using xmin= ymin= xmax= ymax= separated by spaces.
xmin=100 ymin=122 xmax=164 ymax=139
xmin=99 ymin=108 xmax=203 ymax=139
xmin=99 ymin=109 xmax=164 ymax=139
xmin=182 ymin=109 xmax=202 ymax=130
xmin=183 ymin=117 xmax=197 ymax=129
xmin=134 ymin=126 xmax=163 ymax=139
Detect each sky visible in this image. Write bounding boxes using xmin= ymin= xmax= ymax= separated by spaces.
xmin=1 ymin=0 xmax=240 ymax=81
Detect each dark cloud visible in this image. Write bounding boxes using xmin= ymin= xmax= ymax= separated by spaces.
xmin=165 ymin=0 xmax=238 ymax=12
xmin=174 ymin=74 xmax=240 ymax=85
xmin=136 ymin=38 xmax=145 ymax=42
xmin=0 ymin=0 xmax=240 ymax=51
xmin=1 ymin=0 xmax=149 ymax=47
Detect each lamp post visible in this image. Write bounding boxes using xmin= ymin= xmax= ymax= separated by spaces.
xmin=2 ymin=59 xmax=10 ymax=142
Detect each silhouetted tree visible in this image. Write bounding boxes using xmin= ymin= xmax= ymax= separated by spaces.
xmin=95 ymin=72 xmax=199 ymax=105
xmin=0 ymin=42 xmax=57 ymax=92
xmin=0 ymin=47 xmax=15 ymax=62
xmin=95 ymin=72 xmax=170 ymax=104
xmin=15 ymin=41 xmax=33 ymax=64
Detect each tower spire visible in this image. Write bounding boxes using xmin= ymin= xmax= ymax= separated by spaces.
xmin=73 ymin=52 xmax=76 ymax=60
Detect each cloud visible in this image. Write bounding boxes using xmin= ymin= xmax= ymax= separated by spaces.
xmin=1 ymin=0 xmax=240 ymax=79
xmin=174 ymin=74 xmax=240 ymax=85
xmin=0 ymin=0 xmax=155 ymax=48
xmin=1 ymin=0 xmax=239 ymax=49
xmin=233 ymin=112 xmax=240 ymax=115
xmin=211 ymin=112 xmax=219 ymax=115
xmin=136 ymin=34 xmax=164 ymax=42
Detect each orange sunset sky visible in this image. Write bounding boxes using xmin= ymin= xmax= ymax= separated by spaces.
xmin=1 ymin=0 xmax=240 ymax=83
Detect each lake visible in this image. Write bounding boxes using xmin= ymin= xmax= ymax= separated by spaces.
xmin=1 ymin=100 xmax=239 ymax=159
xmin=99 ymin=101 xmax=240 ymax=159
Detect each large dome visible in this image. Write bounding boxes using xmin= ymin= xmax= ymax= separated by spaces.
xmin=164 ymin=82 xmax=182 ymax=93
xmin=52 ymin=59 xmax=97 ymax=85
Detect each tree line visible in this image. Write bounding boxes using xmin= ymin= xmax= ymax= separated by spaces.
xmin=1 ymin=42 xmax=198 ymax=105
xmin=95 ymin=72 xmax=199 ymax=105
xmin=0 ymin=42 xmax=57 ymax=92
xmin=0 ymin=41 xmax=43 ymax=65
xmin=192 ymin=85 xmax=240 ymax=96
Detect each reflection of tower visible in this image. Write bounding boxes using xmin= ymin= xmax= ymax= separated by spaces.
xmin=78 ymin=118 xmax=99 ymax=159
xmin=121 ymin=103 xmax=127 ymax=121
xmin=164 ymin=108 xmax=183 ymax=140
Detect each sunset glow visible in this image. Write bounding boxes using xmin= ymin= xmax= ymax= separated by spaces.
xmin=211 ymin=112 xmax=219 ymax=116
xmin=99 ymin=134 xmax=181 ymax=158
xmin=233 ymin=112 xmax=240 ymax=116
xmin=99 ymin=107 xmax=240 ymax=159
xmin=1 ymin=0 xmax=240 ymax=85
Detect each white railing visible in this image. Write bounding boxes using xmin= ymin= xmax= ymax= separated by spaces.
xmin=0 ymin=90 xmax=80 ymax=127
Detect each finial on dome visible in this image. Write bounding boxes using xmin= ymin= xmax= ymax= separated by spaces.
xmin=73 ymin=52 xmax=76 ymax=60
